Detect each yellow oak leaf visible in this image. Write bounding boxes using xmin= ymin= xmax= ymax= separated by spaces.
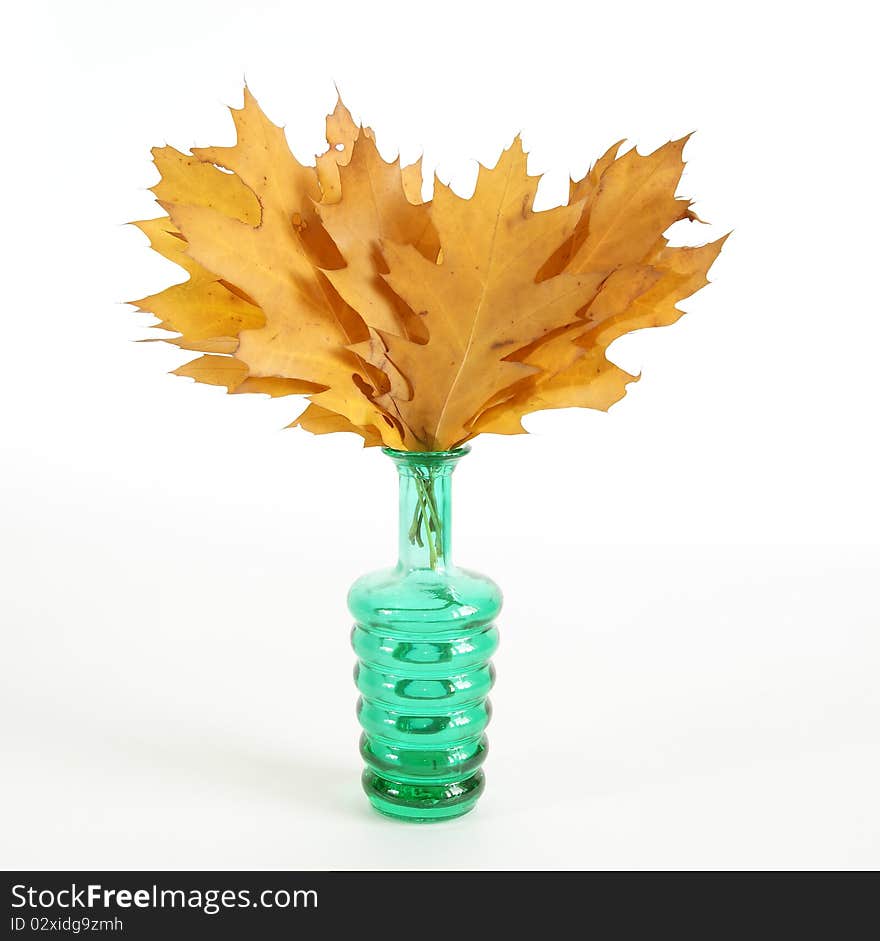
xmin=474 ymin=238 xmax=726 ymax=436
xmin=319 ymin=134 xmax=440 ymax=339
xmin=191 ymin=88 xmax=319 ymax=210
xmin=129 ymin=217 xmax=264 ymax=343
xmin=151 ymin=146 xmax=260 ymax=224
xmin=586 ymin=237 xmax=728 ymax=346
xmin=539 ymin=139 xmax=623 ymax=279
xmin=566 ymin=137 xmax=694 ymax=273
xmin=131 ymin=260 xmax=264 ymax=342
xmin=164 ymin=196 xmax=401 ymax=440
xmin=378 ymin=139 xmax=609 ymax=449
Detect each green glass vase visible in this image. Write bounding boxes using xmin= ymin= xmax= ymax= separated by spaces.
xmin=349 ymin=447 xmax=502 ymax=822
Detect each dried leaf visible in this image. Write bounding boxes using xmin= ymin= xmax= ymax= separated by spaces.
xmin=567 ymin=138 xmax=694 ymax=272
xmin=151 ymin=146 xmax=260 ymax=223
xmin=378 ymin=139 xmax=608 ymax=448
xmin=474 ymin=238 xmax=726 ymax=435
xmin=319 ymin=134 xmax=439 ymax=339
xmin=129 ymin=217 xmax=264 ymax=344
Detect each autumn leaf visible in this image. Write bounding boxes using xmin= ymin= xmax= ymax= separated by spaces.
xmin=376 ymin=139 xmax=610 ymax=449
xmin=318 ymin=133 xmax=439 ymax=340
xmin=474 ymin=238 xmax=727 ymax=436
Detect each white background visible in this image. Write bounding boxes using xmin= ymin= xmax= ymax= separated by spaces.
xmin=2 ymin=0 xmax=878 ymax=870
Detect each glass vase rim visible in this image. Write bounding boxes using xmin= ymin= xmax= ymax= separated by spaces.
xmin=381 ymin=446 xmax=471 ymax=464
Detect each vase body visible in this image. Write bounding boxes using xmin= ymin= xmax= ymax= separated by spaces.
xmin=348 ymin=447 xmax=502 ymax=822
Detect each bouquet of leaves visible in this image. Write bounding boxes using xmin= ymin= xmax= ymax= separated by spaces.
xmin=132 ymin=90 xmax=724 ymax=554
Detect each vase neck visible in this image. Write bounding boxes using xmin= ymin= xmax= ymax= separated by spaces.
xmin=384 ymin=448 xmax=469 ymax=572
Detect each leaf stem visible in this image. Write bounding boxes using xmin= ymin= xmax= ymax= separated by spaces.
xmin=410 ymin=468 xmax=443 ymax=568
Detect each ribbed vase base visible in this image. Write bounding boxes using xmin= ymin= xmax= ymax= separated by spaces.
xmin=362 ymin=769 xmax=485 ymax=822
